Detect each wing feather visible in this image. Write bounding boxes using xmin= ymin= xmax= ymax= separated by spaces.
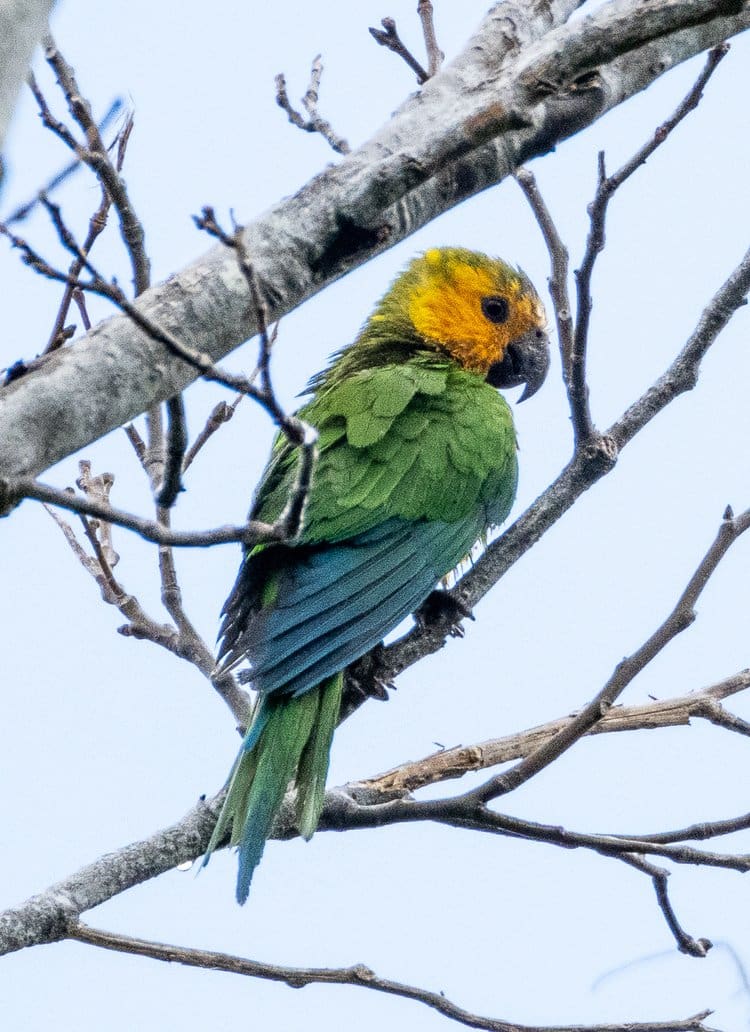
xmin=219 ymin=358 xmax=517 ymax=699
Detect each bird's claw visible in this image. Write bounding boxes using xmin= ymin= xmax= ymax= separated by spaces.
xmin=415 ymin=590 xmax=474 ymax=638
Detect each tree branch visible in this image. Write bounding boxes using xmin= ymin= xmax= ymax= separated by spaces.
xmin=352 ymin=671 xmax=750 ymax=797
xmin=2 ymin=0 xmax=747 ymax=479
xmin=461 ymin=506 xmax=750 ymax=803
xmin=3 ymin=475 xmax=282 ymax=546
xmin=65 ymin=922 xmax=719 ymax=1032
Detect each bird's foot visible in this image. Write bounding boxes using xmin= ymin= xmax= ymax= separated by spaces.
xmin=415 ymin=590 xmax=474 ymax=638
xmin=343 ymin=645 xmax=396 ymax=717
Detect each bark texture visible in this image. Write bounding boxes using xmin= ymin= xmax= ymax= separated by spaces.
xmin=0 ymin=0 xmax=748 ymax=480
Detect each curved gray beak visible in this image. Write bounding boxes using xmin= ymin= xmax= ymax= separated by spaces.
xmin=486 ymin=328 xmax=550 ymax=401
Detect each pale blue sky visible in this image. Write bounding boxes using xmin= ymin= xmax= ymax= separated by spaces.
xmin=1 ymin=3 xmax=749 ymax=1030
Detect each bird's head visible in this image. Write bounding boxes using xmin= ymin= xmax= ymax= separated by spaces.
xmin=371 ymin=247 xmax=550 ymax=400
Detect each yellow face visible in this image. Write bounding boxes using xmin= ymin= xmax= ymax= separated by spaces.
xmin=405 ymin=248 xmax=547 ymax=374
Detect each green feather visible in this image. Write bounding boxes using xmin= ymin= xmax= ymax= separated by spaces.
xmin=295 ymin=673 xmax=344 ymax=840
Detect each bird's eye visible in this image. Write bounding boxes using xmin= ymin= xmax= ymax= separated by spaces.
xmin=481 ymin=296 xmax=509 ymax=324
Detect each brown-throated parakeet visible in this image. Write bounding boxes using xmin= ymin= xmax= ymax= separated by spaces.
xmin=204 ymin=247 xmax=549 ymax=902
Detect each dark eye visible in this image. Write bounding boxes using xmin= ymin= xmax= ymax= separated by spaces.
xmin=481 ymin=295 xmax=509 ymax=324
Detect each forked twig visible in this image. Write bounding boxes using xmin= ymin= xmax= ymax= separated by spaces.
xmin=275 ymin=56 xmax=350 ymax=155
xmin=517 ymin=44 xmax=729 ymax=449
xmin=369 ymin=18 xmax=429 ymax=84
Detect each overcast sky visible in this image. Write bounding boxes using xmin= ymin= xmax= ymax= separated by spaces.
xmin=1 ymin=3 xmax=749 ymax=1030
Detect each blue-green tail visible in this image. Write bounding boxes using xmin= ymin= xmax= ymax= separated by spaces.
xmin=203 ymin=673 xmax=343 ymax=903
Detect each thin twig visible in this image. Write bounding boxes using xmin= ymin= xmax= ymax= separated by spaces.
xmin=275 ymin=56 xmax=350 ymax=155
xmin=37 ymin=38 xmax=171 ymax=503
xmin=571 ymin=45 xmax=728 ymax=447
xmin=40 ymin=34 xmax=150 ymax=295
xmin=4 ymin=96 xmax=124 ymax=225
xmin=44 ymin=183 xmax=112 ymax=351
xmin=513 ymin=167 xmax=574 ymax=388
xmin=123 ymin=424 xmax=147 ymax=465
xmin=43 ymin=111 xmax=135 ymax=352
xmin=624 ymin=811 xmax=750 ymax=846
xmin=8 ymin=474 xmax=281 ymax=547
xmin=44 ymin=505 xmax=178 ymax=650
xmin=182 ymin=397 xmax=241 ymax=473
xmin=154 ymin=395 xmax=187 ymax=507
xmin=463 ymin=506 xmax=750 ymax=804
xmin=66 ymin=923 xmax=717 ymax=1032
xmin=369 ymin=18 xmax=429 ymax=84
xmin=618 ymin=855 xmax=713 ymax=958
xmin=417 ymin=0 xmax=443 ymax=78
xmin=322 ymin=794 xmax=750 ymax=874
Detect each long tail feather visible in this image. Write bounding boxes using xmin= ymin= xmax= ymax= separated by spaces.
xmin=296 ymin=673 xmax=343 ymax=840
xmin=203 ymin=676 xmax=342 ymax=904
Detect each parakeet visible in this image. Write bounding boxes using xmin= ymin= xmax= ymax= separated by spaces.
xmin=205 ymin=247 xmax=549 ymax=902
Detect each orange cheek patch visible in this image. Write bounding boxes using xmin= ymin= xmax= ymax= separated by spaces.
xmin=408 ymin=263 xmax=544 ymax=373
xmin=409 ymin=265 xmax=498 ymax=371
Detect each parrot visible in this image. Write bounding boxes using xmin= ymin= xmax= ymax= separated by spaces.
xmin=204 ymin=247 xmax=549 ymax=903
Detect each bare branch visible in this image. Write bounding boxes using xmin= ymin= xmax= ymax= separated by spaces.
xmin=5 ymin=474 xmax=282 ymax=547
xmin=123 ymin=423 xmax=147 ymax=465
xmin=617 ymin=855 xmax=712 ymax=958
xmin=513 ymin=167 xmax=574 ymax=396
xmin=620 ymin=811 xmax=750 ymax=847
xmin=417 ymin=0 xmax=443 ymax=78
xmin=4 ymin=97 xmax=124 ymax=225
xmin=154 ymin=394 xmax=187 ymax=507
xmin=571 ymin=45 xmax=729 ymax=447
xmin=275 ymin=56 xmax=350 ymax=155
xmin=369 ymin=17 xmax=429 ymax=84
xmin=40 ymin=34 xmax=150 ymax=295
xmin=43 ymin=502 xmax=179 ymax=653
xmin=464 ymin=506 xmax=750 ymax=804
xmin=44 ymin=182 xmax=112 ymax=351
xmin=182 ymin=397 xmax=241 ymax=473
xmin=66 ymin=922 xmax=718 ymax=1032
xmin=354 ymin=671 xmax=750 ymax=797
xmin=694 ymin=697 xmax=750 ymax=738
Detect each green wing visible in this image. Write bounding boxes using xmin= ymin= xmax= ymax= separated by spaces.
xmin=218 ymin=357 xmax=518 ymax=697
xmin=254 ymin=358 xmax=517 ymax=540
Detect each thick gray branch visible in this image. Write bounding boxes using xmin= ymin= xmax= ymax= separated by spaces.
xmin=1 ymin=0 xmax=748 ymax=478
xmin=0 ymin=796 xmax=221 ymax=955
